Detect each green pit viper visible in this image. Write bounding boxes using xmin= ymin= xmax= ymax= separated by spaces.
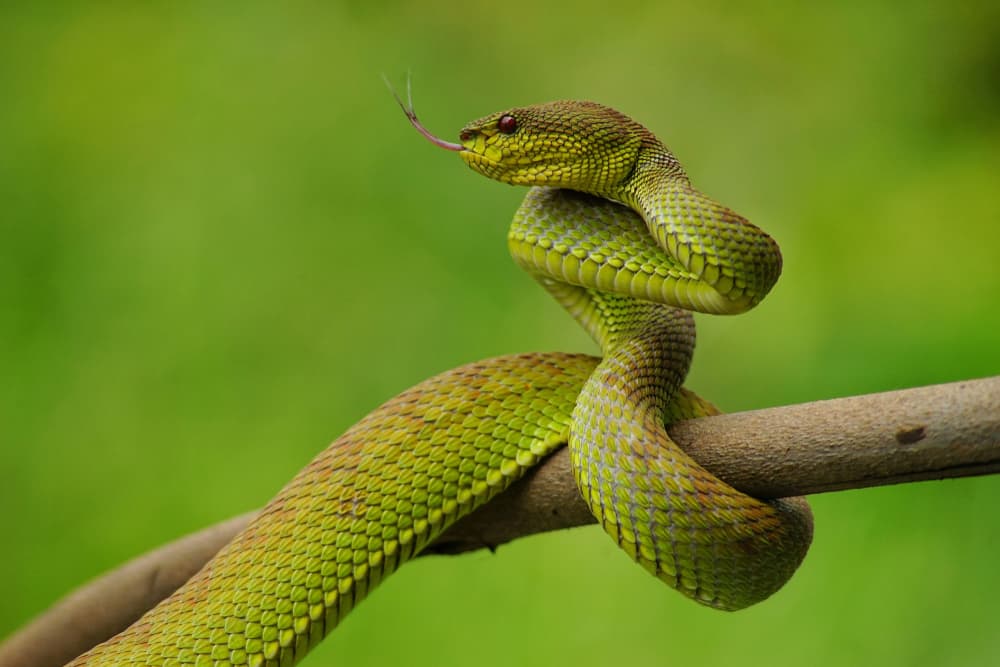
xmin=68 ymin=93 xmax=813 ymax=666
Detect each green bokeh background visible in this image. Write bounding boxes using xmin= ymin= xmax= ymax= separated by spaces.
xmin=3 ymin=3 xmax=999 ymax=666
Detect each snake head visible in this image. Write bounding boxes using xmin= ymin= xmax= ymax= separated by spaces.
xmin=389 ymin=85 xmax=659 ymax=198
xmin=456 ymin=101 xmax=655 ymax=196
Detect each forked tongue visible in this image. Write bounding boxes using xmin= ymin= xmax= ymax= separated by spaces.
xmin=384 ymin=74 xmax=463 ymax=152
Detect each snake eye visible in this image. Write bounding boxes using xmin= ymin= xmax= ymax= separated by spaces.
xmin=497 ymin=114 xmax=517 ymax=134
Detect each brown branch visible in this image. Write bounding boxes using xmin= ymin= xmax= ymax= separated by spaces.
xmin=2 ymin=376 xmax=997 ymax=667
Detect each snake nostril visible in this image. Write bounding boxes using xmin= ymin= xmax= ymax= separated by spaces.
xmin=459 ymin=129 xmax=474 ymax=142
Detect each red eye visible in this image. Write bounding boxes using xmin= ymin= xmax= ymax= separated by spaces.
xmin=497 ymin=114 xmax=517 ymax=134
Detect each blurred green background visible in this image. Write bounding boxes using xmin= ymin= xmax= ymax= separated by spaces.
xmin=2 ymin=2 xmax=999 ymax=666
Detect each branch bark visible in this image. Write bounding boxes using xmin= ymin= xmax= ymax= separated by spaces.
xmin=3 ymin=376 xmax=998 ymax=667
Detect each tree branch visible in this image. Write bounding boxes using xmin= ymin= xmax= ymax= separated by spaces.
xmin=3 ymin=376 xmax=997 ymax=667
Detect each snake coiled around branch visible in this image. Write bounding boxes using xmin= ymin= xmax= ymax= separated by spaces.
xmin=68 ymin=93 xmax=812 ymax=667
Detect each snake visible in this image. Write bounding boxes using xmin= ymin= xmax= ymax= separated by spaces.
xmin=68 ymin=93 xmax=813 ymax=666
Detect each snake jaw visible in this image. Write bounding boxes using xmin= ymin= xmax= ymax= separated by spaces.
xmin=458 ymin=137 xmax=511 ymax=180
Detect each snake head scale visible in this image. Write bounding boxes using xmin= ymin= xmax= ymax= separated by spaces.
xmin=394 ymin=93 xmax=678 ymax=199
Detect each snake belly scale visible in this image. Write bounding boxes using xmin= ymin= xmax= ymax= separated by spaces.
xmin=68 ymin=99 xmax=812 ymax=666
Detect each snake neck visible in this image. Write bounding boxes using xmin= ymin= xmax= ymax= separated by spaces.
xmin=537 ymin=272 xmax=697 ymax=360
xmin=616 ymin=145 xmax=783 ymax=314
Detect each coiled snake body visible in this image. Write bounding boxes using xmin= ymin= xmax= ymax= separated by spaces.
xmin=70 ymin=100 xmax=812 ymax=666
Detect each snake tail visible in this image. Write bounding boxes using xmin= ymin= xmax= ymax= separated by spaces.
xmin=69 ymin=353 xmax=599 ymax=666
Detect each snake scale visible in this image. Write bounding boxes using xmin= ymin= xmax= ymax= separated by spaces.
xmin=68 ymin=95 xmax=813 ymax=666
